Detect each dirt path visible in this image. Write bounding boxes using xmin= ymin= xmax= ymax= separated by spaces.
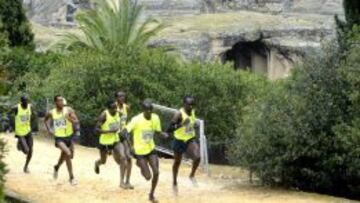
xmin=2 ymin=133 xmax=357 ymax=203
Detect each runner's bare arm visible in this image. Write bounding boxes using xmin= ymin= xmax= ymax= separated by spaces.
xmin=126 ymin=105 xmax=131 ymax=122
xmin=8 ymin=106 xmax=17 ymax=132
xmin=166 ymin=111 xmax=183 ymax=133
xmin=95 ymin=112 xmax=114 ymax=134
xmin=155 ymin=131 xmax=169 ymax=139
xmin=30 ymin=105 xmax=39 ymax=132
xmin=44 ymin=112 xmax=53 ymax=136
xmin=66 ymin=107 xmax=79 ymax=124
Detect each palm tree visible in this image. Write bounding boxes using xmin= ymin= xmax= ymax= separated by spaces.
xmin=56 ymin=0 xmax=165 ymax=54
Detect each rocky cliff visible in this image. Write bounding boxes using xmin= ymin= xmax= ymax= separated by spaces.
xmin=24 ymin=0 xmax=344 ymax=79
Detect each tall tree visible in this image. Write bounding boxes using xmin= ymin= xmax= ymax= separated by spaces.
xmin=0 ymin=137 xmax=5 ymax=202
xmin=0 ymin=0 xmax=34 ymax=48
xmin=343 ymin=0 xmax=360 ymax=27
xmin=335 ymin=0 xmax=360 ymax=54
xmin=56 ymin=0 xmax=165 ymax=55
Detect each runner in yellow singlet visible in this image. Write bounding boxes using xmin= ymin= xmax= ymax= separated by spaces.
xmin=113 ymin=91 xmax=133 ymax=189
xmin=167 ymin=96 xmax=201 ymax=195
xmin=121 ymin=99 xmax=169 ymax=202
xmin=44 ymin=95 xmax=79 ymax=185
xmin=9 ymin=95 xmax=38 ymax=173
xmin=94 ymin=98 xmax=127 ymax=188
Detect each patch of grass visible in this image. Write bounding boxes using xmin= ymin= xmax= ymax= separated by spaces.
xmin=31 ymin=11 xmax=332 ymax=50
xmin=31 ymin=22 xmax=81 ymax=50
xmin=159 ymin=11 xmax=329 ymax=38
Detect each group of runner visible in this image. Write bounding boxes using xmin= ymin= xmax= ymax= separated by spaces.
xmin=9 ymin=92 xmax=201 ymax=202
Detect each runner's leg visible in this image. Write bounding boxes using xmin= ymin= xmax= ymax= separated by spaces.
xmin=113 ymin=142 xmax=128 ymax=188
xmin=18 ymin=136 xmax=31 ymax=173
xmin=95 ymin=148 xmax=107 ymax=174
xmin=18 ymin=137 xmax=30 ymax=155
xmin=56 ymin=141 xmax=74 ymax=180
xmin=53 ymin=151 xmax=64 ymax=180
xmin=172 ymin=152 xmax=182 ymax=195
xmin=69 ymin=141 xmax=74 ymax=159
xmin=124 ymin=141 xmax=133 ymax=187
xmin=23 ymin=135 xmax=33 ymax=173
xmin=136 ymin=157 xmax=151 ymax=180
xmin=148 ymin=153 xmax=159 ymax=202
xmin=187 ymin=141 xmax=200 ymax=184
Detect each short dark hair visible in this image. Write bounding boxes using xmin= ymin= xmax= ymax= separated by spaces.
xmin=20 ymin=95 xmax=28 ymax=102
xmin=106 ymin=98 xmax=116 ymax=109
xmin=54 ymin=95 xmax=62 ymax=102
xmin=183 ymin=95 xmax=194 ymax=103
xmin=115 ymin=91 xmax=126 ymax=97
xmin=142 ymin=98 xmax=153 ymax=110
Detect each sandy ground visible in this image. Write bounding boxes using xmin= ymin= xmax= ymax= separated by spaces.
xmin=2 ymin=133 xmax=358 ymax=203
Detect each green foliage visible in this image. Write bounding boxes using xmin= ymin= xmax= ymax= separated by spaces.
xmin=0 ymin=19 xmax=10 ymax=96
xmin=0 ymin=0 xmax=34 ymax=48
xmin=1 ymin=48 xmax=60 ymax=84
xmin=0 ymin=25 xmax=8 ymax=196
xmin=0 ymin=137 xmax=5 ymax=202
xmin=56 ymin=0 xmax=164 ymax=55
xmin=343 ymin=0 xmax=360 ymax=27
xmin=14 ymin=48 xmax=268 ymax=147
xmin=0 ymin=20 xmax=8 ymax=48
xmin=230 ymin=27 xmax=360 ymax=197
xmin=335 ymin=0 xmax=360 ymax=55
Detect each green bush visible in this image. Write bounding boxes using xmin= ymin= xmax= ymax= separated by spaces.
xmin=0 ymin=0 xmax=34 ymax=48
xmin=1 ymin=48 xmax=60 ymax=91
xmin=229 ymin=28 xmax=360 ymax=197
xmin=0 ymin=138 xmax=5 ymax=202
xmin=0 ymin=19 xmax=9 ymax=95
xmin=14 ymin=48 xmax=269 ymax=148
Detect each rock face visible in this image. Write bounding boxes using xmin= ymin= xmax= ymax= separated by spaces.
xmin=24 ymin=0 xmax=344 ymax=79
xmin=23 ymin=0 xmax=89 ymax=26
xmin=150 ymin=11 xmax=336 ymax=79
xmin=224 ymin=0 xmax=343 ymax=14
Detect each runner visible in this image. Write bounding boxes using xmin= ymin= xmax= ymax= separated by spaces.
xmin=94 ymin=99 xmax=124 ymax=187
xmin=114 ymin=91 xmax=133 ymax=189
xmin=44 ymin=95 xmax=79 ymax=185
xmin=9 ymin=95 xmax=37 ymax=173
xmin=167 ymin=95 xmax=201 ymax=195
xmin=121 ymin=99 xmax=168 ymax=202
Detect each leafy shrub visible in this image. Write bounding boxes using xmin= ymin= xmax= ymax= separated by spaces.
xmin=0 ymin=0 xmax=34 ymax=48
xmin=15 ymin=48 xmax=269 ymax=148
xmin=56 ymin=0 xmax=164 ymax=55
xmin=1 ymin=48 xmax=60 ymax=84
xmin=229 ymin=28 xmax=360 ymax=197
xmin=0 ymin=137 xmax=5 ymax=202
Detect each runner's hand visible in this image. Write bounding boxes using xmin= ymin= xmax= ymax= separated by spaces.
xmin=183 ymin=118 xmax=190 ymax=126
xmin=121 ymin=132 xmax=130 ymax=141
xmin=161 ymin=132 xmax=169 ymax=139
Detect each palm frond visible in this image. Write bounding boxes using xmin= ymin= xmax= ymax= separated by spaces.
xmin=54 ymin=0 xmax=164 ymax=55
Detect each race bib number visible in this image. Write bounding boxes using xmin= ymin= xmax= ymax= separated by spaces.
xmin=20 ymin=115 xmax=30 ymax=123
xmin=185 ymin=124 xmax=194 ymax=134
xmin=120 ymin=115 xmax=127 ymax=128
xmin=54 ymin=118 xmax=66 ymax=129
xmin=120 ymin=115 xmax=127 ymax=123
xmin=141 ymin=130 xmax=154 ymax=143
xmin=109 ymin=122 xmax=119 ymax=131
